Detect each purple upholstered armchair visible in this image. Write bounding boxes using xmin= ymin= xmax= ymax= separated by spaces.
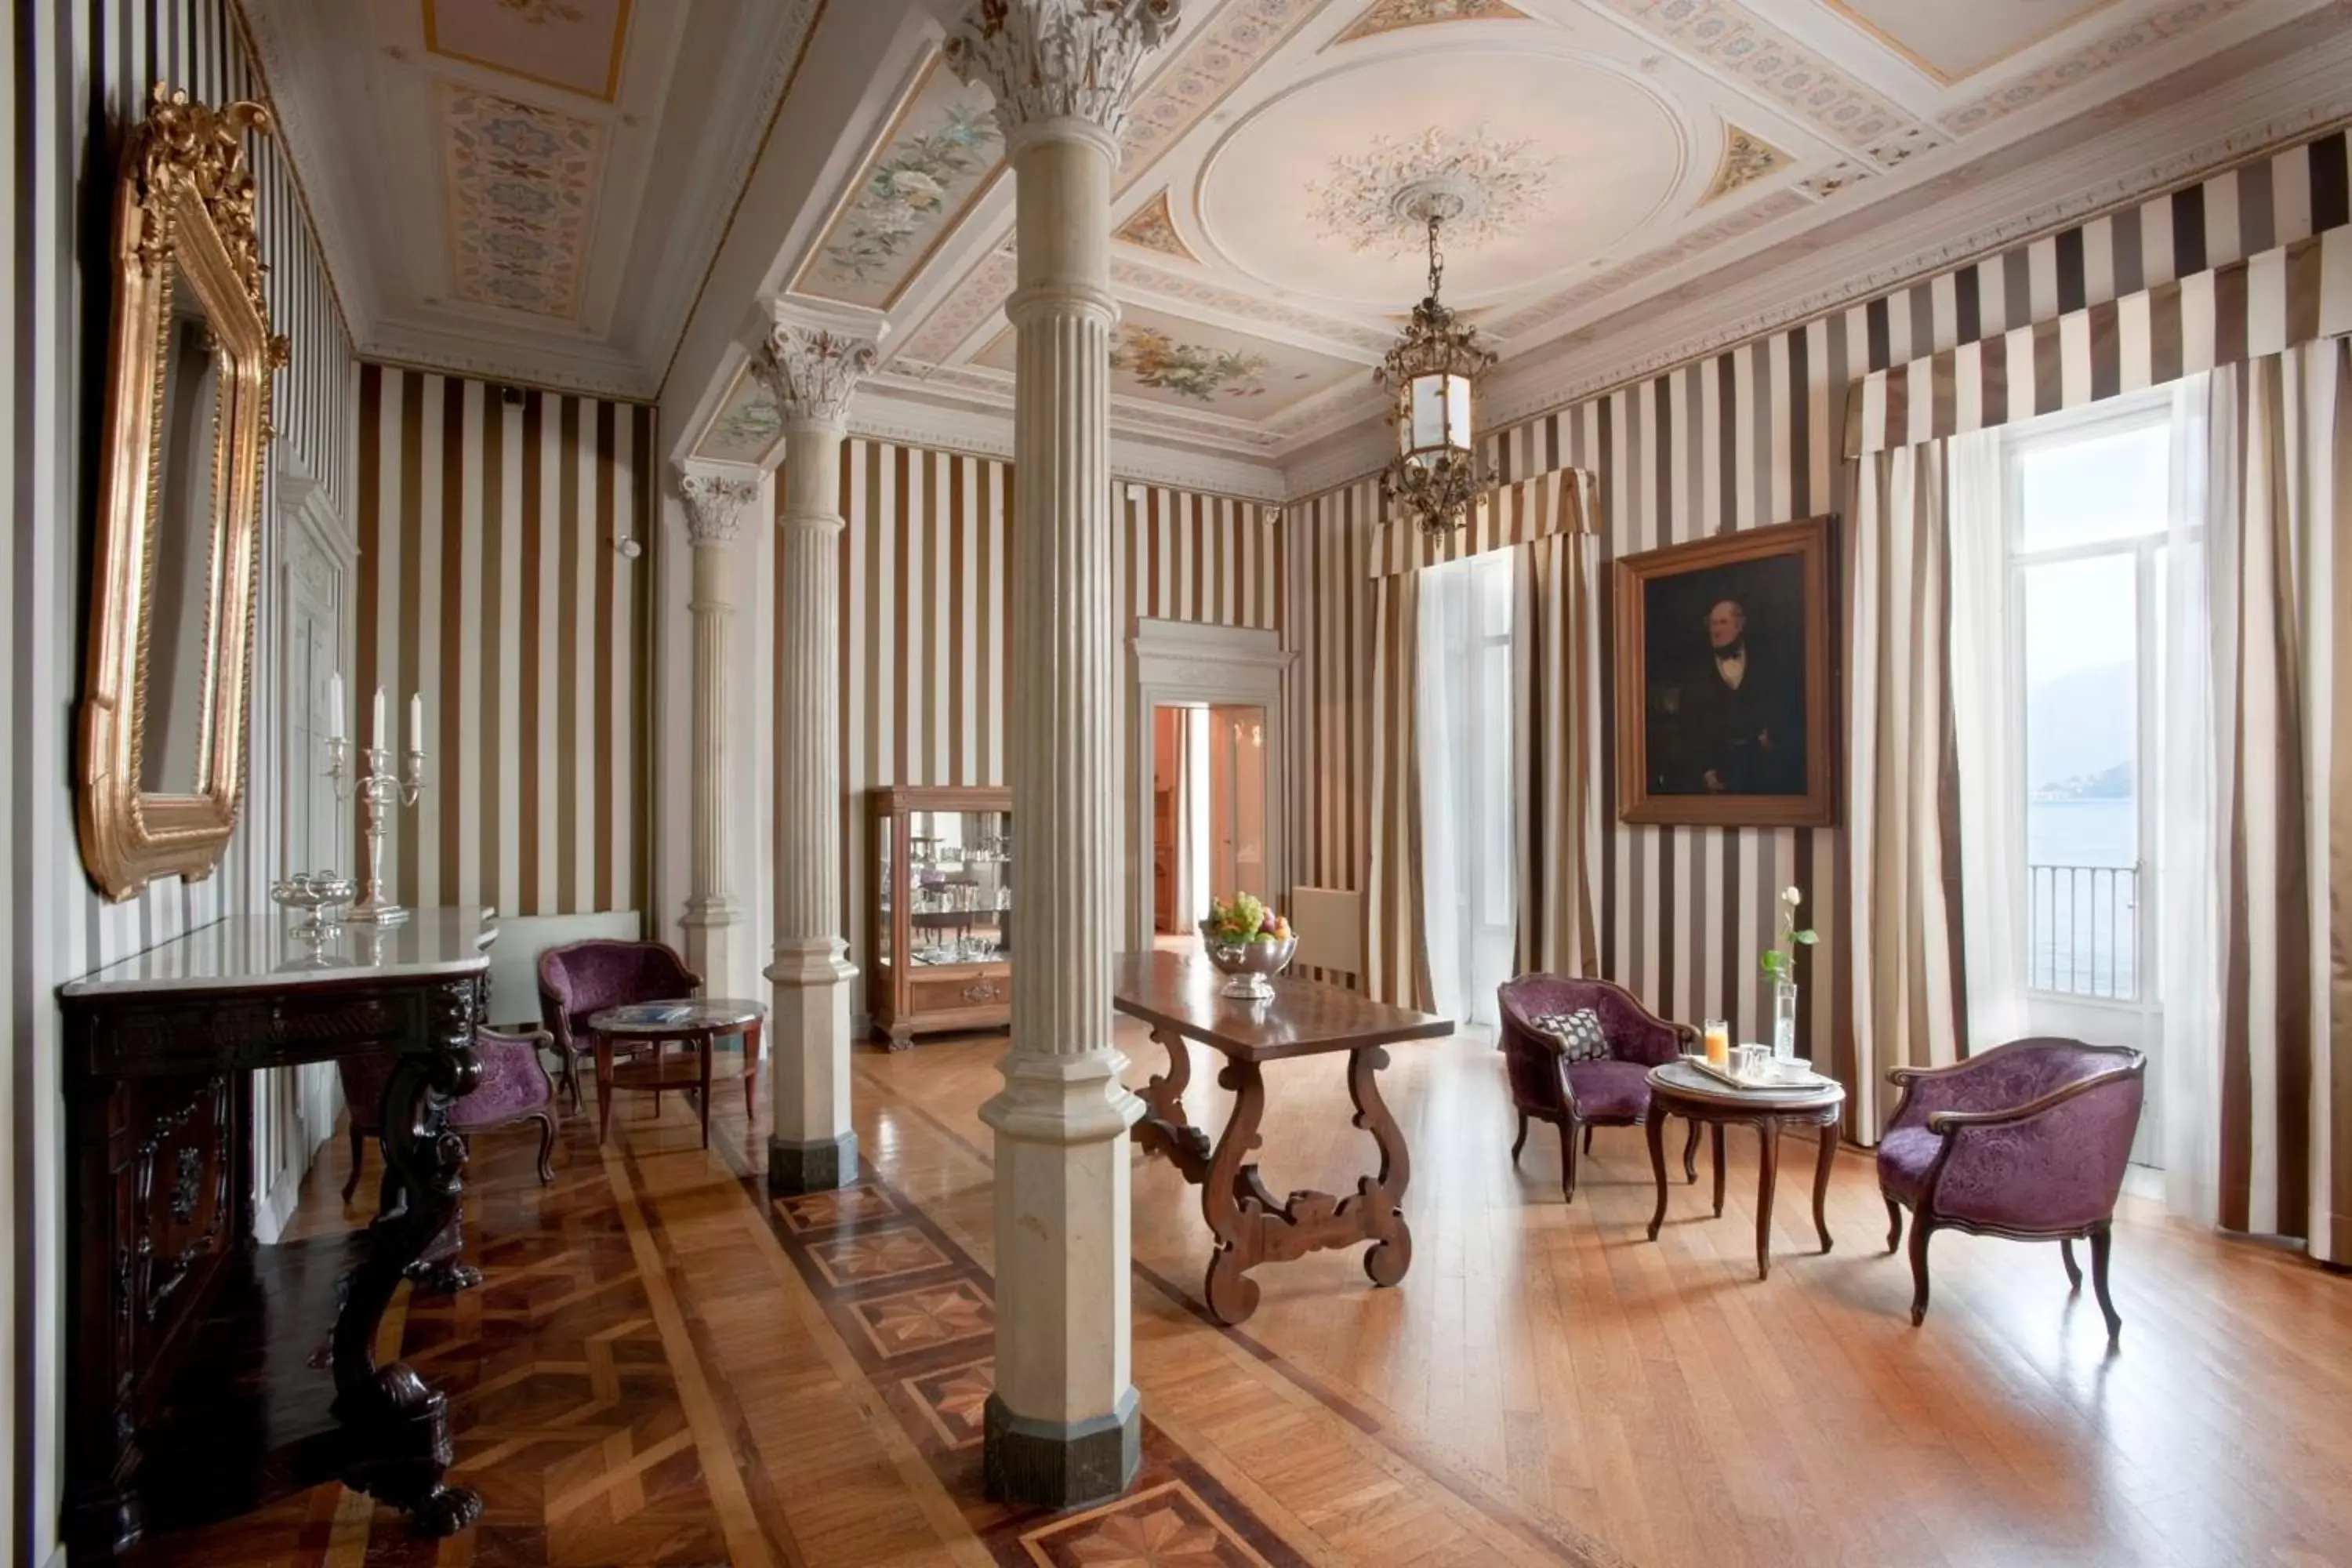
xmin=340 ymin=1026 xmax=557 ymax=1203
xmin=1497 ymin=974 xmax=1699 ymax=1202
xmin=1878 ymin=1037 xmax=2146 ymax=1337
xmin=535 ymin=940 xmax=702 ymax=1112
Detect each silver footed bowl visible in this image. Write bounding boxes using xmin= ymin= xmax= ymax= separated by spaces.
xmin=270 ymin=871 xmax=356 ymax=940
xmin=1197 ymin=921 xmax=1298 ymax=1000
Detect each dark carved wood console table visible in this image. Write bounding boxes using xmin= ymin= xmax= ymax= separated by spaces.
xmin=1112 ymin=951 xmax=1451 ymax=1326
xmin=58 ymin=907 xmax=499 ymax=1557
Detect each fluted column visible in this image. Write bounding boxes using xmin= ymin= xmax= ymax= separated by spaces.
xmin=676 ymin=464 xmax=760 ymax=996
xmin=947 ymin=0 xmax=1178 ymax=1510
xmin=752 ymin=305 xmax=881 ymax=1193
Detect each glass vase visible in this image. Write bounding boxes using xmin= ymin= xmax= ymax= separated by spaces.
xmin=1772 ymin=979 xmax=1800 ymax=1060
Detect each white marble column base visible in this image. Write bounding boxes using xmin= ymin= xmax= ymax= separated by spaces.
xmin=765 ymin=938 xmax=858 ymax=1193
xmin=679 ymin=897 xmax=739 ymax=996
xmin=982 ymin=1046 xmax=1141 ymax=1504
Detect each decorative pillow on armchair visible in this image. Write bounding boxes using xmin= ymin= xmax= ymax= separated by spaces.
xmin=1531 ymin=1008 xmax=1611 ymax=1062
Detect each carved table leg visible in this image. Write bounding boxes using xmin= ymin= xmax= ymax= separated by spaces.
xmin=1644 ymin=1111 xmax=1669 ymax=1240
xmin=1200 ymin=1058 xmax=1269 ymax=1325
xmin=1136 ymin=1026 xmax=1212 ymax=1178
xmin=1754 ymin=1119 xmax=1781 ymax=1280
xmin=1682 ymin=1118 xmax=1700 ymax=1184
xmin=1348 ymin=1045 xmax=1412 ymax=1288
xmin=332 ymin=1035 xmax=486 ymax=1537
xmin=1812 ymin=1119 xmax=1837 ymax=1254
xmin=1711 ymin=1123 xmax=1727 ymax=1218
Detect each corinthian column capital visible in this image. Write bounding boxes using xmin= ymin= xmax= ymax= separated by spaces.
xmin=944 ymin=0 xmax=1181 ymax=147
xmin=677 ymin=463 xmax=761 ymax=549
xmin=753 ymin=301 xmax=885 ymax=428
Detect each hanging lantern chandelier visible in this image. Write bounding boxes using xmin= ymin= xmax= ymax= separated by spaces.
xmin=1375 ymin=187 xmax=1497 ymax=535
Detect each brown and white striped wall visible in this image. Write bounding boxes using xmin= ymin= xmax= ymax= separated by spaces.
xmin=1284 ymin=123 xmax=2352 ymax=1094
xmin=724 ymin=442 xmax=1281 ymax=1020
xmin=354 ymin=364 xmax=655 ymax=923
xmin=4 ymin=3 xmax=357 ymax=1563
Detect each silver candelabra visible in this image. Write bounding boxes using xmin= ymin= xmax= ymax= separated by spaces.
xmin=326 ymin=734 xmax=426 ymax=925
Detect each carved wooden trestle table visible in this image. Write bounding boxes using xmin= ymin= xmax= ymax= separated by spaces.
xmin=1112 ymin=951 xmax=1451 ymax=1326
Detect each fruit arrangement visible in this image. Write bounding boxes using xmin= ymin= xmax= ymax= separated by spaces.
xmin=1204 ymin=893 xmax=1291 ymax=947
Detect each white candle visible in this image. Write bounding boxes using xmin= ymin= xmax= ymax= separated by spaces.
xmin=408 ymin=692 xmax=423 ymax=754
xmin=327 ymin=673 xmax=344 ymax=741
xmin=372 ymin=687 xmax=386 ymax=750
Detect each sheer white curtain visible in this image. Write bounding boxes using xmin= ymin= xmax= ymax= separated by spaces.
xmin=1947 ymin=425 xmax=2029 ymax=1050
xmin=2159 ymin=372 xmax=2221 ymax=1225
xmin=1418 ymin=550 xmax=1518 ymax=1025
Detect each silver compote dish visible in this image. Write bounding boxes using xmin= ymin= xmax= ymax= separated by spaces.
xmin=270 ymin=870 xmax=355 ymax=942
xmin=1197 ymin=920 xmax=1298 ymax=1001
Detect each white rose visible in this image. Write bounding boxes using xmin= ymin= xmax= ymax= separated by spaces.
xmin=1783 ymin=885 xmax=1802 ymax=905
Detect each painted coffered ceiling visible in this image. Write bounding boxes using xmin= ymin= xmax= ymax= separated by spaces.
xmin=238 ymin=0 xmax=2352 ymax=495
xmin=674 ymin=0 xmax=2352 ymax=494
xmin=238 ymin=0 xmax=822 ymax=398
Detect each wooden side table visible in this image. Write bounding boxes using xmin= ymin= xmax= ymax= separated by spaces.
xmin=1642 ymin=1060 xmax=1846 ymax=1279
xmin=586 ymin=998 xmax=764 ymax=1149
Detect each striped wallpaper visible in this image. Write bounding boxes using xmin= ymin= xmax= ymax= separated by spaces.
xmin=1287 ymin=125 xmax=2352 ymax=1098
xmin=770 ymin=443 xmax=1281 ymax=1012
xmin=354 ymin=365 xmax=655 ymax=921
xmin=3 ymin=2 xmax=357 ymax=1563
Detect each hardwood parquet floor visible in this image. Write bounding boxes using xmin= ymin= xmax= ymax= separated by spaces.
xmin=136 ymin=1019 xmax=2352 ymax=1566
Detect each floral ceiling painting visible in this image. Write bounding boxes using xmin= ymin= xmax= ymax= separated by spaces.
xmin=797 ymin=58 xmax=1004 ymax=310
xmin=691 ymin=361 xmax=783 ymax=466
xmin=422 ymin=0 xmax=633 ymax=102
xmin=1114 ymin=190 xmax=1197 ymax=263
xmin=439 ymin=83 xmax=606 ymax=318
xmin=972 ymin=303 xmax=1361 ymax=416
xmin=1331 ymin=0 xmax=1531 ymax=46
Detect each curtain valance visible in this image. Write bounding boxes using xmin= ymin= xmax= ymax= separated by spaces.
xmin=1367 ymin=466 xmax=1595 ymax=579
xmin=1844 ymin=229 xmax=2352 ymax=457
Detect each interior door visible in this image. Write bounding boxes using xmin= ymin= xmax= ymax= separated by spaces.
xmin=256 ymin=522 xmax=346 ymax=1239
xmin=1212 ymin=704 xmax=1267 ymax=899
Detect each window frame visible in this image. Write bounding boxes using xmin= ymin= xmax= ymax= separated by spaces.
xmin=1999 ymin=390 xmax=2182 ymax=1008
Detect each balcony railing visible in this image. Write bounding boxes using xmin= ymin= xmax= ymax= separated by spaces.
xmin=2027 ymin=861 xmax=2139 ymax=1000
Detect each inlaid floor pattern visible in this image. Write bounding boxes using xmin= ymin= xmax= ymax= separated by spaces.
xmin=136 ymin=1021 xmax=2352 ymax=1566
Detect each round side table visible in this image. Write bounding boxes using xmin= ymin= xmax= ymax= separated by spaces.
xmin=586 ymin=998 xmax=764 ymax=1149
xmin=1642 ymin=1059 xmax=1846 ymax=1279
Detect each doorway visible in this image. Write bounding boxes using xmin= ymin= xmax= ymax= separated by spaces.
xmin=1149 ymin=702 xmax=1268 ymax=942
xmin=1127 ymin=617 xmax=1294 ymax=952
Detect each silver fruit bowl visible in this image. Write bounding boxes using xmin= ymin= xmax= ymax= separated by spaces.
xmin=270 ymin=870 xmax=355 ymax=942
xmin=1197 ymin=921 xmax=1297 ymax=1000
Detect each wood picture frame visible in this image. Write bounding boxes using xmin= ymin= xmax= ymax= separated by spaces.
xmin=1613 ymin=515 xmax=1838 ymax=827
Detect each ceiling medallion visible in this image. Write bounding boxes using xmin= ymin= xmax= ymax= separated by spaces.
xmin=1312 ymin=125 xmax=1551 ymax=257
xmin=1374 ymin=183 xmax=1497 ymax=536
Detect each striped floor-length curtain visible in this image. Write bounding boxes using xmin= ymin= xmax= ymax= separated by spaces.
xmin=1514 ymin=528 xmax=1602 ymax=978
xmin=1844 ymin=441 xmax=1967 ymax=1137
xmin=1365 ymin=571 xmax=1432 ymax=1009
xmin=2211 ymin=336 xmax=2352 ymax=1263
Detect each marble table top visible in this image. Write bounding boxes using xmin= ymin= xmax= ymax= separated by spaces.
xmin=60 ymin=906 xmax=499 ymax=997
xmin=589 ymin=998 xmax=766 ymax=1035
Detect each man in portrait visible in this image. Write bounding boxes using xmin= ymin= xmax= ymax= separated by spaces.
xmin=1658 ymin=596 xmax=1805 ymax=794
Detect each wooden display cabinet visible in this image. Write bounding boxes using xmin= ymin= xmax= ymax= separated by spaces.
xmin=867 ymin=785 xmax=1013 ymax=1049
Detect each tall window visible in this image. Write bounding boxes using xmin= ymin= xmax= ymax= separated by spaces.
xmin=1417 ymin=550 xmax=1516 ymax=1025
xmin=2005 ymin=398 xmax=2180 ymax=1001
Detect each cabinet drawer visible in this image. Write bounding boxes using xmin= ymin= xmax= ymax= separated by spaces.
xmin=907 ymin=973 xmax=1010 ymax=1014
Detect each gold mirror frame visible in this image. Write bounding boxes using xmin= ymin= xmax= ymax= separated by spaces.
xmin=78 ymin=85 xmax=286 ymax=902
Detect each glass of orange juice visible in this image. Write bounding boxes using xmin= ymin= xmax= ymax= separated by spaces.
xmin=1702 ymin=1018 xmax=1730 ymax=1067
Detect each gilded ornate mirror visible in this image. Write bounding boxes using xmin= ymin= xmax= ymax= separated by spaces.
xmin=78 ymin=85 xmax=286 ymax=901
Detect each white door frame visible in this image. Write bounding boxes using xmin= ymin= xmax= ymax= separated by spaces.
xmin=1127 ymin=618 xmax=1293 ymax=952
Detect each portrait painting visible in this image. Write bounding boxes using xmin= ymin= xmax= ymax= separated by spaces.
xmin=1613 ymin=515 xmax=1838 ymax=827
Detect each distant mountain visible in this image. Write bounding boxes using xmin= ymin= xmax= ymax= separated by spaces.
xmin=2027 ymin=662 xmax=2134 ymax=792
xmin=2034 ymin=760 xmax=2132 ymax=800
